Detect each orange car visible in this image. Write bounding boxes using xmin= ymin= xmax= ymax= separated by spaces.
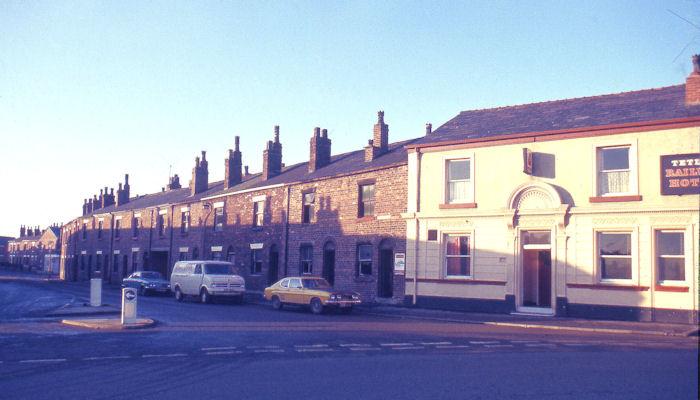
xmin=264 ymin=277 xmax=361 ymax=314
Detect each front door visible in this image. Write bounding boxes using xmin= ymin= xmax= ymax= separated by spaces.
xmin=268 ymin=248 xmax=279 ymax=285
xmin=520 ymin=230 xmax=552 ymax=311
xmin=322 ymin=242 xmax=335 ymax=286
xmin=378 ymin=248 xmax=393 ymax=298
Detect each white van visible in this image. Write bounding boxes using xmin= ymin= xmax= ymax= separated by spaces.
xmin=170 ymin=261 xmax=245 ymax=304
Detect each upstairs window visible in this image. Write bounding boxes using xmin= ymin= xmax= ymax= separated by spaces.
xmin=656 ymin=231 xmax=685 ymax=282
xmin=157 ymin=214 xmax=166 ymax=236
xmin=115 ymin=219 xmax=121 ymax=238
xmin=253 ymin=201 xmax=264 ymax=227
xmin=97 ymin=221 xmax=103 ymax=239
xmin=132 ymin=217 xmax=140 ymax=238
xmin=300 ymin=244 xmax=313 ymax=274
xmin=213 ymin=207 xmax=224 ymax=232
xmin=82 ymin=223 xmax=87 ymax=240
xmin=302 ymin=192 xmax=315 ymax=223
xmin=597 ymin=146 xmax=632 ymax=196
xmin=358 ymin=184 xmax=375 ymax=217
xmin=181 ymin=211 xmax=190 ymax=234
xmin=357 ymin=244 xmax=372 ymax=276
xmin=598 ymin=232 xmax=632 ymax=281
xmin=446 ymin=159 xmax=472 ymax=203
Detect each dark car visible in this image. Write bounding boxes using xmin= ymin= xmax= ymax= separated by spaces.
xmin=121 ymin=271 xmax=171 ymax=296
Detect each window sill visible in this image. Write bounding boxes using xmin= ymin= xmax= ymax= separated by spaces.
xmin=411 ymin=278 xmax=506 ymax=285
xmin=439 ymin=202 xmax=477 ymax=209
xmin=356 ymin=216 xmax=376 ymax=222
xmin=655 ymin=285 xmax=689 ymax=292
xmin=567 ymin=283 xmax=649 ymax=291
xmin=589 ymin=195 xmax=642 ymax=203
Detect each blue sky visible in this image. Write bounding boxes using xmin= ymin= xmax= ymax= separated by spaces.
xmin=1 ymin=0 xmax=698 ymax=237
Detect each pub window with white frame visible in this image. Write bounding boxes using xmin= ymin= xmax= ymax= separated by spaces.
xmin=446 ymin=159 xmax=472 ymax=204
xmin=656 ymin=230 xmax=685 ymax=282
xmin=597 ymin=146 xmax=633 ymax=196
xmin=444 ymin=234 xmax=471 ymax=277
xmin=598 ymin=232 xmax=633 ymax=281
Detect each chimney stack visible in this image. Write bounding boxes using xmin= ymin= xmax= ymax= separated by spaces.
xmin=20 ymin=225 xmax=25 ymax=238
xmin=190 ymin=151 xmax=209 ymax=195
xmin=686 ymin=54 xmax=700 ymax=106
xmin=225 ymin=136 xmax=243 ymax=189
xmin=425 ymin=123 xmax=432 ymax=136
xmin=365 ymin=111 xmax=389 ymax=162
xmin=35 ymin=226 xmax=41 ymax=236
xmin=262 ymin=126 xmax=283 ymax=180
xmin=82 ymin=199 xmax=88 ymax=216
xmin=244 ymin=165 xmax=249 ymax=176
xmin=116 ymin=174 xmax=131 ymax=207
xmin=167 ymin=174 xmax=181 ymax=190
xmin=309 ymin=127 xmax=332 ymax=173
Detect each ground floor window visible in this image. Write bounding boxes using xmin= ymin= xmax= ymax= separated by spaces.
xmin=300 ymin=244 xmax=313 ymax=274
xmin=445 ymin=234 xmax=471 ymax=277
xmin=211 ymin=251 xmax=222 ymax=261
xmin=656 ymin=230 xmax=685 ymax=282
xmin=357 ymin=244 xmax=372 ymax=276
xmin=251 ymin=249 xmax=262 ymax=274
xmin=179 ymin=251 xmax=187 ymax=261
xmin=598 ymin=232 xmax=632 ymax=281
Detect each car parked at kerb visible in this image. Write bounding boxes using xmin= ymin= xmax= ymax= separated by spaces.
xmin=264 ymin=277 xmax=361 ymax=314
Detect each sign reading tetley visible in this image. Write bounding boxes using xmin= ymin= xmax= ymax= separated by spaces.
xmin=661 ymin=153 xmax=700 ymax=195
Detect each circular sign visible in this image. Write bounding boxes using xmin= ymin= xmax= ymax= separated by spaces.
xmin=124 ymin=289 xmax=137 ymax=301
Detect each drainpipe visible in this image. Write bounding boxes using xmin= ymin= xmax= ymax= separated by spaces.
xmin=413 ymin=149 xmax=422 ymax=305
xmin=283 ymin=185 xmax=291 ymax=277
xmin=168 ymin=204 xmax=175 ymax=275
xmin=201 ymin=203 xmax=213 ymax=260
xmin=108 ymin=212 xmax=115 ymax=284
xmin=147 ymin=209 xmax=154 ymax=270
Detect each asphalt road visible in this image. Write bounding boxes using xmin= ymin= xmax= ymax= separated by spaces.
xmin=0 ymin=276 xmax=697 ymax=400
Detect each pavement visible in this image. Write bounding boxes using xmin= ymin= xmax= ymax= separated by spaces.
xmin=2 ymin=266 xmax=698 ymax=336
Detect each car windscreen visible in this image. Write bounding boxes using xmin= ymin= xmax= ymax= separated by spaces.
xmin=204 ymin=264 xmax=234 ymax=275
xmin=141 ymin=272 xmax=162 ymax=280
xmin=303 ymin=279 xmax=331 ymax=289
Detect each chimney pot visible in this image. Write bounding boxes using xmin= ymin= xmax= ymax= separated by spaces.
xmin=426 ymin=123 xmax=432 ymax=135
xmin=245 ymin=165 xmax=249 ymax=175
xmin=686 ymin=54 xmax=700 ymax=105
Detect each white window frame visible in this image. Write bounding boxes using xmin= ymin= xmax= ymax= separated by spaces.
xmin=443 ymin=154 xmax=475 ymax=204
xmin=253 ymin=200 xmax=265 ymax=227
xmin=213 ymin=207 xmax=224 ymax=232
xmin=300 ymin=244 xmax=313 ymax=275
xmin=443 ymin=232 xmax=473 ymax=279
xmin=596 ymin=230 xmax=637 ymax=284
xmin=654 ymin=228 xmax=688 ymax=285
xmin=592 ymin=141 xmax=638 ymax=197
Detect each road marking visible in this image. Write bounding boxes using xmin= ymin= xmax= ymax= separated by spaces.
xmin=201 ymin=346 xmax=237 ymax=351
xmin=20 ymin=358 xmax=67 ymax=363
xmin=380 ymin=343 xmax=414 ymax=347
xmin=142 ymin=353 xmax=188 ymax=358
xmin=294 ymin=344 xmax=329 ymax=349
xmin=560 ymin=343 xmax=589 ymax=347
xmin=484 ymin=344 xmax=514 ymax=348
xmin=511 ymin=340 xmax=540 ymax=344
xmin=469 ymin=341 xmax=499 ymax=345
xmin=525 ymin=343 xmax=556 ymax=348
xmin=349 ymin=347 xmax=381 ymax=351
xmin=339 ymin=343 xmax=372 ymax=347
xmin=247 ymin=345 xmax=280 ymax=349
xmin=206 ymin=351 xmax=243 ymax=355
xmin=420 ymin=341 xmax=453 ymax=345
xmin=295 ymin=348 xmax=335 ymax=353
xmin=390 ymin=346 xmax=425 ymax=350
xmin=436 ymin=345 xmax=471 ymax=349
xmin=253 ymin=349 xmax=285 ymax=353
xmin=83 ymin=356 xmax=131 ymax=361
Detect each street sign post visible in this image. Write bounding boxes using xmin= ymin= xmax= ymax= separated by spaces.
xmin=121 ymin=288 xmax=138 ymax=324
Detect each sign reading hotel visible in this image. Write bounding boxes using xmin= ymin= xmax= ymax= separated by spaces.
xmin=661 ymin=153 xmax=700 ymax=195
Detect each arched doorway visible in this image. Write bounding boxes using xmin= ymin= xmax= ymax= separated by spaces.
xmin=378 ymin=239 xmax=394 ymax=298
xmin=322 ymin=241 xmax=336 ymax=286
xmin=268 ymin=244 xmax=279 ymax=285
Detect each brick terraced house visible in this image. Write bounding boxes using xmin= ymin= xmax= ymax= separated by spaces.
xmin=8 ymin=225 xmax=61 ymax=272
xmin=60 ymin=112 xmax=414 ymax=303
xmin=402 ymin=56 xmax=700 ymax=323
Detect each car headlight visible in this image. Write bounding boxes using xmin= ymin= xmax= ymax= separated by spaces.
xmin=351 ymin=294 xmax=360 ymax=300
xmin=329 ymin=294 xmax=338 ymax=300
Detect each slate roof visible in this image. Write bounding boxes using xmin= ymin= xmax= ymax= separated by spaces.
xmin=413 ymin=84 xmax=700 ymax=147
xmin=86 ymin=138 xmax=417 ymax=216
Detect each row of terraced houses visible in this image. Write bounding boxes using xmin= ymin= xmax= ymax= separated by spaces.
xmin=15 ymin=56 xmax=700 ymax=324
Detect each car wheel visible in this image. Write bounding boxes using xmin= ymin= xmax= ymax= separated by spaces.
xmin=174 ymin=287 xmax=184 ymax=302
xmin=271 ymin=296 xmax=282 ymax=310
xmin=310 ymin=298 xmax=324 ymax=315
xmin=200 ymin=288 xmax=211 ymax=304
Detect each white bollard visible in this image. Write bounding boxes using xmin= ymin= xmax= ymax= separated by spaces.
xmin=90 ymin=278 xmax=102 ymax=307
xmin=121 ymin=288 xmax=138 ymax=324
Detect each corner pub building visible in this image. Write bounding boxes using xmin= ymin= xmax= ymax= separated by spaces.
xmin=60 ymin=112 xmax=411 ymax=304
xmin=60 ymin=56 xmax=699 ymax=322
xmin=402 ymin=56 xmax=700 ymax=323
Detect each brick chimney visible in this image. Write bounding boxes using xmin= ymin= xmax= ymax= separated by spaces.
xmin=190 ymin=151 xmax=209 ymax=195
xmin=92 ymin=195 xmax=99 ymax=211
xmin=20 ymin=225 xmax=25 ymax=238
xmin=309 ymin=127 xmax=332 ymax=173
xmin=116 ymin=174 xmax=131 ymax=207
xmin=82 ymin=199 xmax=88 ymax=216
xmin=262 ymin=126 xmax=283 ymax=180
xmin=167 ymin=174 xmax=181 ymax=190
xmin=35 ymin=226 xmax=41 ymax=236
xmin=425 ymin=123 xmax=432 ymax=136
xmin=686 ymin=54 xmax=700 ymax=106
xmin=225 ymin=136 xmax=243 ymax=189
xmin=365 ymin=111 xmax=389 ymax=162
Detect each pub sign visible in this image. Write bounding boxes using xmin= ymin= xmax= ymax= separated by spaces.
xmin=660 ymin=153 xmax=700 ymax=195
